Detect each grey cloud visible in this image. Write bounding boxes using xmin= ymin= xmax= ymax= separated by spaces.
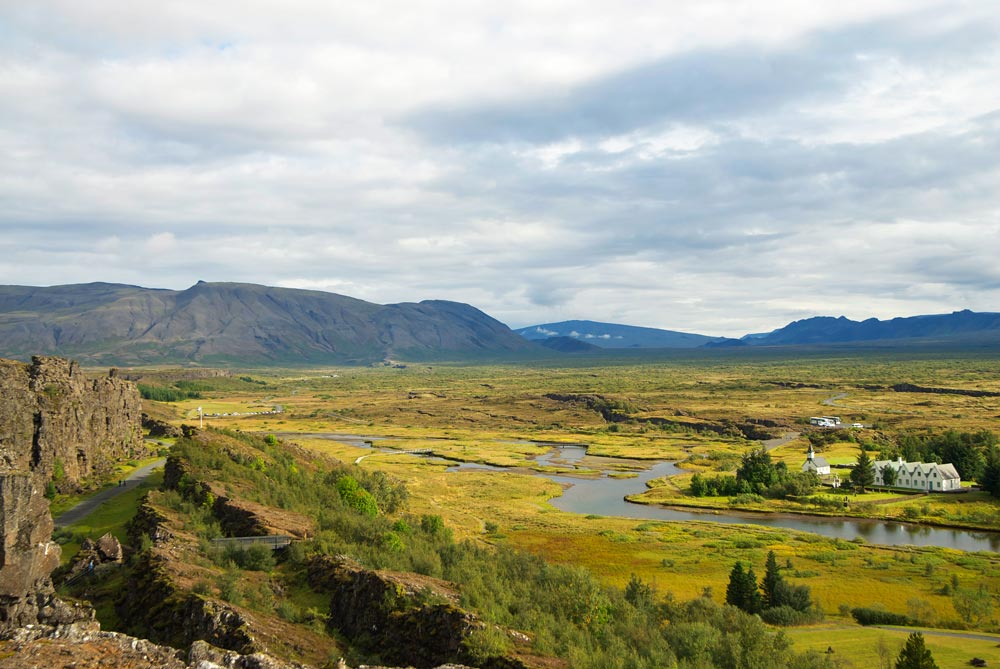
xmin=405 ymin=14 xmax=996 ymax=145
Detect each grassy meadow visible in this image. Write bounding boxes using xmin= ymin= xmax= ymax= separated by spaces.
xmin=124 ymin=350 xmax=1000 ymax=663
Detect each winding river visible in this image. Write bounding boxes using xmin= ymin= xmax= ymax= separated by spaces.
xmin=291 ymin=433 xmax=1000 ymax=552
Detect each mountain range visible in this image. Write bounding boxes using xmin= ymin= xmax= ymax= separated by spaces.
xmin=1 ymin=281 xmax=996 ymax=365
xmin=518 ymin=311 xmax=1000 ymax=349
xmin=0 ymin=281 xmax=535 ymax=365
xmin=733 ymin=310 xmax=1000 ymax=346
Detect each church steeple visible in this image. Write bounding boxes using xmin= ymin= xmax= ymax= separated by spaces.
xmin=807 ymin=443 xmax=815 ymax=461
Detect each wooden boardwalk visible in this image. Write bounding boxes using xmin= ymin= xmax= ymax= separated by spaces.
xmin=355 ymin=448 xmax=432 ymax=465
xmin=210 ymin=535 xmax=294 ymax=550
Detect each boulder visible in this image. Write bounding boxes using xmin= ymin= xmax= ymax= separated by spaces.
xmin=95 ymin=533 xmax=123 ymax=562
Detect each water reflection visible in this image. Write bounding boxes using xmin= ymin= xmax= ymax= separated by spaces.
xmin=291 ymin=432 xmax=1000 ymax=551
xmin=450 ymin=447 xmax=1000 ymax=551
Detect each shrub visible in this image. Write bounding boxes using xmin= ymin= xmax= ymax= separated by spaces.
xmin=211 ymin=542 xmax=276 ymax=571
xmin=463 ymin=626 xmax=513 ymax=663
xmin=759 ymin=605 xmax=823 ymax=626
xmin=851 ymin=606 xmax=912 ymax=626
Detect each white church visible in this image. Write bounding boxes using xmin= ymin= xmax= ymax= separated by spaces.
xmin=871 ymin=457 xmax=962 ymax=492
xmin=801 ymin=444 xmax=831 ymax=476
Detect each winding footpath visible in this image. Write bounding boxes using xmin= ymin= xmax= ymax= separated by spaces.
xmin=53 ymin=458 xmax=166 ymax=528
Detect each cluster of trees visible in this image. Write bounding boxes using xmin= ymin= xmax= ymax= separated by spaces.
xmin=690 ymin=448 xmax=818 ymax=500
xmin=725 ymin=551 xmax=818 ymax=625
xmin=807 ymin=429 xmax=856 ymax=447
xmin=978 ymin=446 xmax=1000 ymax=498
xmin=887 ymin=429 xmax=996 ymax=481
xmin=137 ymin=383 xmax=202 ymax=402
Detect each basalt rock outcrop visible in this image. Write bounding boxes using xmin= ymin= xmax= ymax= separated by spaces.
xmin=117 ymin=549 xmax=258 ymax=655
xmin=0 ymin=355 xmax=144 ymax=637
xmin=0 ymin=356 xmax=144 ymax=489
xmin=0 ymin=471 xmax=88 ymax=635
xmin=309 ymin=556 xmax=528 ymax=669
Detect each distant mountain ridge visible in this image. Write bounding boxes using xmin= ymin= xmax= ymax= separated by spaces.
xmin=0 ymin=281 xmax=537 ymax=365
xmin=519 ymin=310 xmax=1000 ymax=350
xmin=739 ymin=310 xmax=1000 ymax=346
xmin=515 ymin=320 xmax=723 ymax=348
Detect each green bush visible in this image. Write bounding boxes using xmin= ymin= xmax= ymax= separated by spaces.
xmin=759 ymin=605 xmax=822 ymax=626
xmin=851 ymin=606 xmax=912 ymax=626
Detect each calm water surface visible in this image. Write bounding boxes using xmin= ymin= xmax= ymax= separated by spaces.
xmin=302 ymin=433 xmax=1000 ymax=552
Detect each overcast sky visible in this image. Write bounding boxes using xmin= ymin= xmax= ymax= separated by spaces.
xmin=2 ymin=1 xmax=998 ymax=337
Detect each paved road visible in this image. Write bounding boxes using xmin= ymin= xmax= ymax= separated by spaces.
xmin=54 ymin=458 xmax=166 ymax=528
xmin=875 ymin=625 xmax=1000 ymax=643
xmin=822 ymin=392 xmax=849 ymax=407
xmin=763 ymin=432 xmax=800 ymax=451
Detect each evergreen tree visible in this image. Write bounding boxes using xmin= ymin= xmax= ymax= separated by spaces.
xmin=725 ymin=562 xmax=761 ymax=613
xmin=725 ymin=562 xmax=746 ymax=609
xmin=978 ymin=446 xmax=1000 ymax=498
xmin=895 ymin=632 xmax=938 ymax=669
xmin=851 ymin=445 xmax=875 ymax=492
xmin=761 ymin=550 xmax=781 ymax=609
xmin=744 ymin=565 xmax=762 ymax=613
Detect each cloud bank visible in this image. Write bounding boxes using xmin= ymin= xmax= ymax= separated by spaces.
xmin=1 ymin=1 xmax=997 ymax=336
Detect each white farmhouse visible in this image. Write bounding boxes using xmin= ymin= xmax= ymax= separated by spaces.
xmin=871 ymin=457 xmax=962 ymax=492
xmin=802 ymin=444 xmax=831 ymax=476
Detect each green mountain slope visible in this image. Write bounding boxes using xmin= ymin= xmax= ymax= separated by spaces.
xmin=0 ymin=281 xmax=537 ymax=365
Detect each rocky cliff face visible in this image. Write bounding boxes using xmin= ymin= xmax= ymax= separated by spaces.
xmin=0 ymin=355 xmax=143 ymax=637
xmin=0 ymin=356 xmax=143 ymax=489
xmin=0 ymin=472 xmax=78 ymax=633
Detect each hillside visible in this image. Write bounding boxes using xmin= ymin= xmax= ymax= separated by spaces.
xmin=0 ymin=281 xmax=538 ymax=365
xmin=515 ymin=320 xmax=722 ymax=348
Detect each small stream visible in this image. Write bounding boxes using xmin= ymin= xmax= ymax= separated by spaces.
xmin=298 ymin=433 xmax=1000 ymax=552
